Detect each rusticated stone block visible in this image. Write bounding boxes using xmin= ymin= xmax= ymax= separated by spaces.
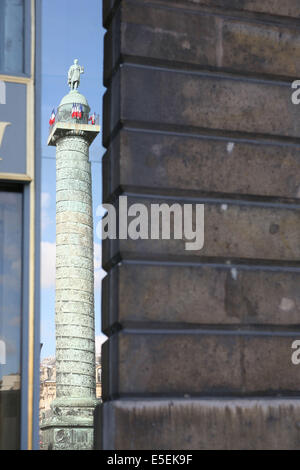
xmin=98 ymin=399 xmax=300 ymax=449
xmin=102 ymin=263 xmax=300 ymax=331
xmin=103 ymin=130 xmax=300 ymax=200
xmin=102 ymin=331 xmax=300 ymax=398
xmin=105 ymin=1 xmax=300 ymax=82
xmin=103 ymin=0 xmax=118 ymax=24
xmin=101 ymin=0 xmax=300 ymax=452
xmin=103 ymin=66 xmax=298 ymax=146
xmin=103 ymin=196 xmax=300 ymax=266
xmin=103 ymin=0 xmax=300 ymax=24
xmin=178 ymin=0 xmax=300 ymax=18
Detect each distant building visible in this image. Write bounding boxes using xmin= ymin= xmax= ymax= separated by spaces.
xmin=39 ymin=358 xmax=56 ymax=422
xmin=0 ymin=373 xmax=21 ymax=391
xmin=39 ymin=356 xmax=102 ymax=422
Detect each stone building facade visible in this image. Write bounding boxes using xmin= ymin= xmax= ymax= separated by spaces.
xmin=96 ymin=0 xmax=300 ymax=450
xmin=40 ymin=358 xmax=102 ymax=419
xmin=39 ymin=358 xmax=56 ymax=422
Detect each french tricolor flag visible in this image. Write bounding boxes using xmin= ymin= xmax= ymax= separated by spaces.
xmin=88 ymin=112 xmax=95 ymax=125
xmin=49 ymin=109 xmax=55 ymax=125
xmin=72 ymin=103 xmax=76 ymax=118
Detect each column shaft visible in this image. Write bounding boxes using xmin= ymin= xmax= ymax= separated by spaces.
xmin=55 ymin=135 xmax=95 ymax=399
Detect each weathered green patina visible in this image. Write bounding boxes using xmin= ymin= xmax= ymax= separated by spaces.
xmin=41 ymin=63 xmax=100 ymax=450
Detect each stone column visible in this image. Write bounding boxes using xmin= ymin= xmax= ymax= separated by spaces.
xmin=41 ymin=89 xmax=99 ymax=450
xmin=55 ymin=135 xmax=95 ymax=402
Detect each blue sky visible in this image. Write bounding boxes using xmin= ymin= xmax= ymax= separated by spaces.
xmin=41 ymin=1 xmax=106 ymax=358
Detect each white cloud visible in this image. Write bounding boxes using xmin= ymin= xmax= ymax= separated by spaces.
xmin=95 ymin=334 xmax=107 ymax=356
xmin=94 ymin=242 xmax=102 ymax=269
xmin=0 ymin=81 xmax=6 ymax=104
xmin=41 ymin=192 xmax=52 ymax=232
xmin=41 ymin=192 xmax=51 ymax=209
xmin=41 ymin=241 xmax=56 ymax=289
xmin=0 ymin=340 xmax=6 ymax=364
xmin=95 ymin=204 xmax=107 ymax=218
xmin=94 ymin=242 xmax=106 ymax=288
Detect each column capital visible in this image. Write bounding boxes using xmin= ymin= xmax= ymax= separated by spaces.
xmin=48 ymin=122 xmax=100 ymax=147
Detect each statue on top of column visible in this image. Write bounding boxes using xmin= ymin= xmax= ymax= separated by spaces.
xmin=68 ymin=59 xmax=84 ymax=91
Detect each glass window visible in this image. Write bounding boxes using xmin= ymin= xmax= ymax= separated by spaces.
xmin=0 ymin=0 xmax=24 ymax=75
xmin=0 ymin=189 xmax=22 ymax=450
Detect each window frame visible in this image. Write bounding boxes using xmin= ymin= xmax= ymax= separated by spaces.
xmin=0 ymin=183 xmax=23 ymax=450
xmin=0 ymin=0 xmax=32 ymax=78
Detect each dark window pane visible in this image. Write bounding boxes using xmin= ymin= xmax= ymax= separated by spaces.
xmin=0 ymin=0 xmax=24 ymax=75
xmin=0 ymin=190 xmax=22 ymax=450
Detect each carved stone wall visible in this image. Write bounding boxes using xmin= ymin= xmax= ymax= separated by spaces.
xmin=97 ymin=0 xmax=300 ymax=449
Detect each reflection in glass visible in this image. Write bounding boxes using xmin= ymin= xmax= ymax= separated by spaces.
xmin=0 ymin=0 xmax=24 ymax=75
xmin=0 ymin=190 xmax=22 ymax=450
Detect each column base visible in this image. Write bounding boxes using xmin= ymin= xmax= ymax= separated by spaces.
xmin=40 ymin=397 xmax=99 ymax=450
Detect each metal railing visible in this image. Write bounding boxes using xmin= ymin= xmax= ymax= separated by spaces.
xmin=49 ymin=107 xmax=99 ymax=134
